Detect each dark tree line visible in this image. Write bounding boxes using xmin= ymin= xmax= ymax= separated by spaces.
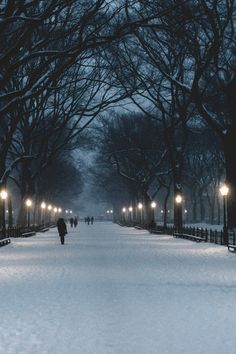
xmin=91 ymin=112 xmax=224 ymax=227
xmin=96 ymin=0 xmax=236 ymax=229
xmin=1 ymin=1 xmax=236 ymax=229
xmin=0 ymin=0 xmax=161 ymax=225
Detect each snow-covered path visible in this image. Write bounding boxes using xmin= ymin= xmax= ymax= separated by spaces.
xmin=1 ymin=222 xmax=236 ymax=354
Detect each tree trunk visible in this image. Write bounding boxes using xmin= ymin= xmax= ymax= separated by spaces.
xmin=216 ymin=194 xmax=221 ymax=225
xmin=199 ymin=192 xmax=205 ymax=222
xmin=192 ymin=198 xmax=197 ymax=222
xmin=174 ymin=186 xmax=183 ymax=231
xmin=223 ymin=126 xmax=236 ymax=229
xmin=144 ymin=194 xmax=153 ymax=225
xmin=8 ymin=197 xmax=13 ymax=228
xmin=163 ymin=186 xmax=171 ymax=229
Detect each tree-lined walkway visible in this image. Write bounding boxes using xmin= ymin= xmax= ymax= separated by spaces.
xmin=1 ymin=222 xmax=236 ymax=354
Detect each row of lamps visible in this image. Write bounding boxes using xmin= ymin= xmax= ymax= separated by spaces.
xmin=0 ymin=189 xmax=73 ymax=230
xmin=121 ymin=183 xmax=229 ymax=242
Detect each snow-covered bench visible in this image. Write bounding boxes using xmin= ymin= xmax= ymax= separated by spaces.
xmin=0 ymin=238 xmax=11 ymax=247
xmin=21 ymin=231 xmax=36 ymax=237
xmin=149 ymin=229 xmax=162 ymax=234
xmin=173 ymin=233 xmax=206 ymax=243
xmin=228 ymin=244 xmax=236 ymax=252
xmin=39 ymin=228 xmax=49 ymax=233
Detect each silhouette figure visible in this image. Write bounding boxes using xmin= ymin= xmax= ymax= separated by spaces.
xmin=57 ymin=218 xmax=68 ymax=245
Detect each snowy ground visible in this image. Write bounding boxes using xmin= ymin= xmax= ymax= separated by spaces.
xmin=1 ymin=222 xmax=236 ymax=354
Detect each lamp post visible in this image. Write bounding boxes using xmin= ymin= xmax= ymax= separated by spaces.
xmin=151 ymin=201 xmax=156 ymax=224
xmin=128 ymin=206 xmax=133 ymax=223
xmin=122 ymin=207 xmax=126 ymax=223
xmin=138 ymin=203 xmax=143 ymax=224
xmin=53 ymin=207 xmax=58 ymax=222
xmin=184 ymin=209 xmax=188 ymax=223
xmin=0 ymin=189 xmax=8 ymax=237
xmin=26 ymin=199 xmax=32 ymax=228
xmin=41 ymin=202 xmax=46 ymax=226
xmin=48 ymin=204 xmax=52 ymax=223
xmin=220 ymin=184 xmax=229 ymax=245
xmin=175 ymin=194 xmax=182 ymax=232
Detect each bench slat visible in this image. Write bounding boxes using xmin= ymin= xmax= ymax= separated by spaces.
xmin=150 ymin=229 xmax=162 ymax=234
xmin=173 ymin=233 xmax=206 ymax=242
xmin=21 ymin=231 xmax=36 ymax=237
xmin=0 ymin=238 xmax=11 ymax=247
xmin=228 ymin=244 xmax=236 ymax=252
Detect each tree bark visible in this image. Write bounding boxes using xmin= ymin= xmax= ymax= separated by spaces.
xmin=223 ymin=125 xmax=236 ymax=229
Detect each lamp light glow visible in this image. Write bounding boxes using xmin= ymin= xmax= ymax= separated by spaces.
xmin=220 ymin=184 xmax=229 ymax=196
xmin=26 ymin=199 xmax=32 ymax=207
xmin=175 ymin=195 xmax=182 ymax=204
xmin=151 ymin=201 xmax=156 ymax=208
xmin=0 ymin=190 xmax=8 ymax=200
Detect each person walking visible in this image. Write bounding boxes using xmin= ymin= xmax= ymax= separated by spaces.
xmin=70 ymin=217 xmax=74 ymax=227
xmin=91 ymin=216 xmax=94 ymax=225
xmin=87 ymin=216 xmax=90 ymax=225
xmin=57 ymin=218 xmax=68 ymax=245
xmin=74 ymin=217 xmax=78 ymax=227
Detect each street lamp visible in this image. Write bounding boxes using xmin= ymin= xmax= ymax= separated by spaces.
xmin=220 ymin=184 xmax=229 ymax=245
xmin=150 ymin=201 xmax=156 ymax=224
xmin=151 ymin=201 xmax=156 ymax=208
xmin=41 ymin=202 xmax=46 ymax=225
xmin=138 ymin=203 xmax=143 ymax=224
xmin=122 ymin=207 xmax=126 ymax=222
xmin=175 ymin=195 xmax=182 ymax=204
xmin=128 ymin=206 xmax=133 ymax=223
xmin=48 ymin=204 xmax=52 ymax=223
xmin=175 ymin=194 xmax=183 ymax=232
xmin=53 ymin=207 xmax=58 ymax=222
xmin=0 ymin=189 xmax=8 ymax=237
xmin=26 ymin=198 xmax=32 ymax=228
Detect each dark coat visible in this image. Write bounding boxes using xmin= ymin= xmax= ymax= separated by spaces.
xmin=57 ymin=218 xmax=67 ymax=236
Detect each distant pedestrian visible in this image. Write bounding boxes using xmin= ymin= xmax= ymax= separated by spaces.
xmin=57 ymin=218 xmax=68 ymax=245
xmin=70 ymin=217 xmax=74 ymax=227
xmin=91 ymin=216 xmax=94 ymax=225
xmin=74 ymin=217 xmax=78 ymax=227
xmin=87 ymin=216 xmax=90 ymax=225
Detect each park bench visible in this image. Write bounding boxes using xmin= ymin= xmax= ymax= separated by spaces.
xmin=134 ymin=226 xmax=144 ymax=230
xmin=149 ymin=229 xmax=163 ymax=234
xmin=39 ymin=228 xmax=49 ymax=233
xmin=173 ymin=233 xmax=206 ymax=243
xmin=227 ymin=244 xmax=236 ymax=252
xmin=0 ymin=238 xmax=11 ymax=247
xmin=21 ymin=231 xmax=36 ymax=237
